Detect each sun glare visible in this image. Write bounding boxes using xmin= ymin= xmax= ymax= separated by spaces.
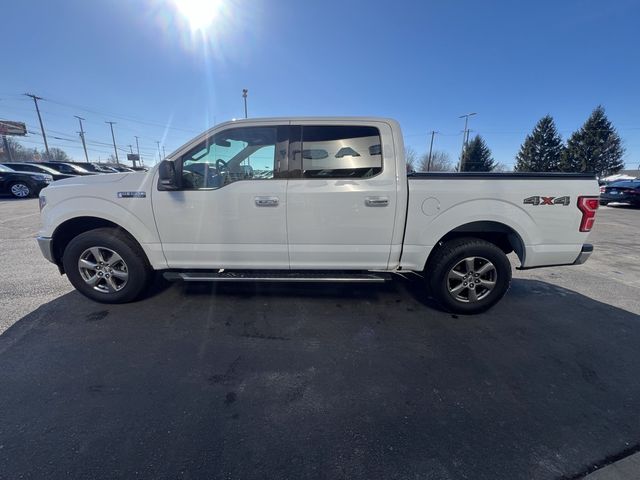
xmin=172 ymin=0 xmax=222 ymax=31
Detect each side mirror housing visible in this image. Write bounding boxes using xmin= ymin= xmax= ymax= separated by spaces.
xmin=157 ymin=160 xmax=180 ymax=190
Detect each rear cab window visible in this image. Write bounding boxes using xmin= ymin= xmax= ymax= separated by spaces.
xmin=290 ymin=125 xmax=383 ymax=179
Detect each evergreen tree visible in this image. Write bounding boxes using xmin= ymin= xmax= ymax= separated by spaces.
xmin=562 ymin=106 xmax=625 ymax=176
xmin=514 ymin=115 xmax=564 ymax=172
xmin=461 ymin=135 xmax=495 ymax=172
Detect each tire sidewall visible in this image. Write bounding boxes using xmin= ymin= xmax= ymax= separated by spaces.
xmin=63 ymin=229 xmax=150 ymax=303
xmin=431 ymin=241 xmax=511 ymax=314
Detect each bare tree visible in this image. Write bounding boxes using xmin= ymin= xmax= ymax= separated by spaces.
xmin=49 ymin=147 xmax=72 ymax=162
xmin=405 ymin=147 xmax=418 ymax=171
xmin=492 ymin=162 xmax=511 ymax=172
xmin=418 ymin=150 xmax=453 ymax=172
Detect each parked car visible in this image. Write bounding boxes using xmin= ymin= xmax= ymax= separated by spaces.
xmin=600 ymin=180 xmax=640 ymax=207
xmin=68 ymin=162 xmax=119 ymax=174
xmin=0 ymin=164 xmax=53 ymax=198
xmin=102 ymin=163 xmax=135 ymax=173
xmin=36 ymin=117 xmax=600 ymax=314
xmin=39 ymin=162 xmax=95 ymax=176
xmin=1 ymin=162 xmax=77 ymax=181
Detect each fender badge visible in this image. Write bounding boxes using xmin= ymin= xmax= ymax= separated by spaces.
xmin=117 ymin=191 xmax=146 ymax=198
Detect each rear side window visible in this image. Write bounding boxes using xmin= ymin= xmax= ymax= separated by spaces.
xmin=299 ymin=126 xmax=382 ymax=179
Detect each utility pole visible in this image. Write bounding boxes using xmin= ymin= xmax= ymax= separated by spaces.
xmin=134 ymin=136 xmax=141 ymax=168
xmin=458 ymin=112 xmax=477 ymax=172
xmin=74 ymin=116 xmax=89 ymax=162
xmin=105 ymin=121 xmax=119 ymax=164
xmin=427 ymin=130 xmax=438 ymax=171
xmin=128 ymin=144 xmax=133 ymax=154
xmin=156 ymin=141 xmax=162 ymax=162
xmin=242 ymin=89 xmax=248 ymax=118
xmin=2 ymin=135 xmax=14 ymax=162
xmin=24 ymin=93 xmax=50 ymax=159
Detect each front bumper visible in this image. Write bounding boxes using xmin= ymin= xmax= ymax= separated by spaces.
xmin=572 ymin=244 xmax=593 ymax=265
xmin=36 ymin=236 xmax=55 ymax=263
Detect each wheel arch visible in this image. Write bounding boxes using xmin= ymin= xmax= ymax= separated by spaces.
xmin=51 ymin=217 xmax=143 ymax=273
xmin=424 ymin=220 xmax=525 ymax=271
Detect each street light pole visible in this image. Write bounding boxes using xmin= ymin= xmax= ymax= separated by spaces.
xmin=427 ymin=130 xmax=437 ymax=171
xmin=74 ymin=116 xmax=89 ymax=162
xmin=242 ymin=89 xmax=248 ymax=118
xmin=458 ymin=112 xmax=477 ymax=171
xmin=105 ymin=121 xmax=119 ymax=164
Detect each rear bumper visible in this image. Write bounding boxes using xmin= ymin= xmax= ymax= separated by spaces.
xmin=517 ymin=243 xmax=593 ymax=270
xmin=572 ymin=244 xmax=593 ymax=265
xmin=36 ymin=236 xmax=55 ymax=263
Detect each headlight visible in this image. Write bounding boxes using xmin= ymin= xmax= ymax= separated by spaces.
xmin=39 ymin=195 xmax=47 ymax=211
xmin=33 ymin=174 xmax=53 ymax=182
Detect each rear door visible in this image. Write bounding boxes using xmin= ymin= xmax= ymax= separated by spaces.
xmin=286 ymin=122 xmax=397 ymax=269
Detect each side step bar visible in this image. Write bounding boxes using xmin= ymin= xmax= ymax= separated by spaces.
xmin=163 ymin=270 xmax=391 ymax=283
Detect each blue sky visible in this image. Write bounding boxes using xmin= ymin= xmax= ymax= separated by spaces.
xmin=1 ymin=0 xmax=639 ymax=168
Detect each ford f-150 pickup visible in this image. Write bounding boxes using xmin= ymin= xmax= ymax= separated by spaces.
xmin=36 ymin=117 xmax=600 ymax=313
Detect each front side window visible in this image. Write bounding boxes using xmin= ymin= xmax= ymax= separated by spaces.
xmin=300 ymin=125 xmax=382 ymax=178
xmin=181 ymin=126 xmax=279 ymax=189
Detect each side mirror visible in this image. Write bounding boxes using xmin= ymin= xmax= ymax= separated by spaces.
xmin=158 ymin=160 xmax=180 ymax=190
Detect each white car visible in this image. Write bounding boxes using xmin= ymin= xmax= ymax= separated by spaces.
xmin=36 ymin=117 xmax=599 ymax=314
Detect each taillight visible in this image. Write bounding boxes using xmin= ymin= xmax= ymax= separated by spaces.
xmin=577 ymin=196 xmax=599 ymax=232
xmin=599 ymin=186 xmax=605 ymax=194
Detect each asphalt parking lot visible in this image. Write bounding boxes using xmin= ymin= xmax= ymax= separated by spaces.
xmin=0 ymin=198 xmax=639 ymax=480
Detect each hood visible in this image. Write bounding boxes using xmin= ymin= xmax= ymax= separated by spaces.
xmin=50 ymin=172 xmax=133 ymax=187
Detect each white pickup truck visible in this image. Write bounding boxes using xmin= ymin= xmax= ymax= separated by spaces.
xmin=36 ymin=117 xmax=600 ymax=314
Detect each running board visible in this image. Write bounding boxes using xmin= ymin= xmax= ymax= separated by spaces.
xmin=163 ymin=270 xmax=391 ymax=283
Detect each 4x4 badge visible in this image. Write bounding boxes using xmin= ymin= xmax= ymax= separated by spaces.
xmin=523 ymin=196 xmax=570 ymax=206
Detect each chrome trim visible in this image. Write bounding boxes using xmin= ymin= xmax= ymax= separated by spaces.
xmin=164 ymin=272 xmax=388 ymax=283
xmin=365 ymin=196 xmax=389 ymax=207
xmin=36 ymin=236 xmax=55 ymax=263
xmin=254 ymin=196 xmax=279 ymax=207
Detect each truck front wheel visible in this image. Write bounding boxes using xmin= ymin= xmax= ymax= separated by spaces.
xmin=62 ymin=228 xmax=152 ymax=303
xmin=427 ymin=238 xmax=512 ymax=314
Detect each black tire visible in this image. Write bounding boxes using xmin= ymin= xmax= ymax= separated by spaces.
xmin=427 ymin=237 xmax=512 ymax=315
xmin=62 ymin=228 xmax=152 ymax=303
xmin=9 ymin=181 xmax=33 ymax=199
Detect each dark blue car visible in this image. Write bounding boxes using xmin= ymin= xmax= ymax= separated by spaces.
xmin=600 ymin=180 xmax=640 ymax=207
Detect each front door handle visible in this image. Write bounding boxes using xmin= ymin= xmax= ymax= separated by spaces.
xmin=365 ymin=196 xmax=389 ymax=207
xmin=255 ymin=196 xmax=279 ymax=207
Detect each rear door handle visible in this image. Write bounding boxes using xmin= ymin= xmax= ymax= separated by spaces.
xmin=365 ymin=196 xmax=389 ymax=207
xmin=255 ymin=196 xmax=279 ymax=207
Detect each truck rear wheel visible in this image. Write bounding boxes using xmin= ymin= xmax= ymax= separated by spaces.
xmin=427 ymin=237 xmax=512 ymax=314
xmin=62 ymin=228 xmax=152 ymax=303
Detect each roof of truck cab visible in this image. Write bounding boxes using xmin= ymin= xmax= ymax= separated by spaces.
xmin=167 ymin=117 xmax=401 ymax=160
xmin=212 ymin=116 xmax=398 ymax=127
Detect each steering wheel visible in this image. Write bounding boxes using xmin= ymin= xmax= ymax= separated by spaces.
xmin=215 ymin=159 xmax=228 ymax=172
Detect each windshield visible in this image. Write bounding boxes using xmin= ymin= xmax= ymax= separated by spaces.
xmin=67 ymin=164 xmax=90 ymax=173
xmin=0 ymin=164 xmax=15 ymax=172
xmin=17 ymin=164 xmax=59 ymax=174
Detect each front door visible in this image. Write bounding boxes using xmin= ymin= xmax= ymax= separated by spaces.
xmin=152 ymin=124 xmax=290 ymax=269
xmin=286 ymin=123 xmax=397 ymax=269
